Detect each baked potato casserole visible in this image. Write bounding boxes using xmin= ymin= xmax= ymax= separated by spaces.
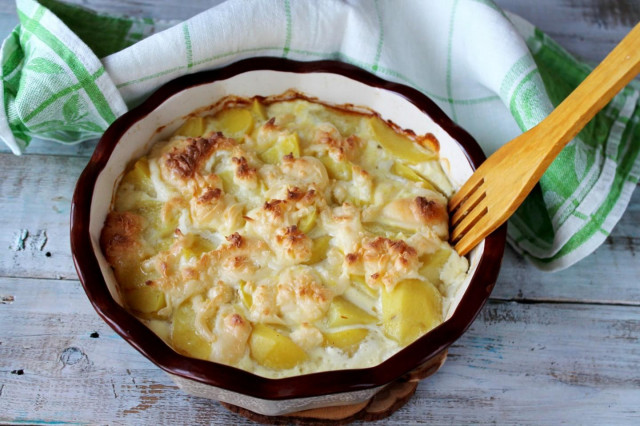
xmin=100 ymin=90 xmax=469 ymax=378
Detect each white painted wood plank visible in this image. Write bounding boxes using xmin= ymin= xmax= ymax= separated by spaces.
xmin=1 ymin=277 xmax=638 ymax=424
xmin=493 ymin=230 xmax=640 ymax=305
xmin=0 ymin=277 xmax=253 ymax=425
xmin=1 ymin=152 xmax=639 ymax=303
xmin=0 ymin=138 xmax=99 ymax=157
xmin=0 ymin=154 xmax=87 ymax=280
xmin=0 ymin=8 xmax=17 ymax=37
xmin=496 ymin=0 xmax=640 ymax=64
xmin=397 ymin=300 xmax=640 ymax=424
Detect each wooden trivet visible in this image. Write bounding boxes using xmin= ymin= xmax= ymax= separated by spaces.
xmin=220 ymin=350 xmax=447 ymax=424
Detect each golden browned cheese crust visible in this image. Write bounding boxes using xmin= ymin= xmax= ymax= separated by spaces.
xmin=100 ymin=211 xmax=145 ymax=267
xmin=164 ymin=133 xmax=234 ymax=179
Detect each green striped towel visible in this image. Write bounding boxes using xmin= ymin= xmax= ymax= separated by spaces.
xmin=1 ymin=0 xmax=638 ymax=271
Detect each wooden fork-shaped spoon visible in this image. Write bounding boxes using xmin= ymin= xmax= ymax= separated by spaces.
xmin=449 ymin=23 xmax=640 ymax=256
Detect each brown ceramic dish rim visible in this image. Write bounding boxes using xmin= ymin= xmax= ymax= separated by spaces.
xmin=70 ymin=57 xmax=507 ymax=401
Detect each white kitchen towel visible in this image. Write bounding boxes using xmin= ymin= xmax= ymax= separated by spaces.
xmin=1 ymin=0 xmax=639 ymax=271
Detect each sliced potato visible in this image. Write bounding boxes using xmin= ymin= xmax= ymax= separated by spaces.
xmin=131 ymin=199 xmax=162 ymax=221
xmin=381 ymin=279 xmax=442 ymax=346
xmin=391 ymin=162 xmax=437 ymax=191
xmin=217 ymin=170 xmax=237 ymax=193
xmin=259 ymin=133 xmax=300 ymax=164
xmin=130 ymin=157 xmax=151 ymax=179
xmin=249 ymin=323 xmax=308 ymax=369
xmin=132 ymin=200 xmax=178 ymax=243
xmin=367 ymin=116 xmax=436 ymax=163
xmin=181 ymin=234 xmax=216 ymax=260
xmin=174 ymin=116 xmax=204 ymax=138
xmin=362 ymin=222 xmax=406 ymax=239
xmin=319 ymin=155 xmax=352 ymax=180
xmin=172 ymin=302 xmax=212 ymax=360
xmin=297 ymin=207 xmax=317 ymax=234
xmin=116 ymin=264 xmax=158 ymax=291
xmin=419 ymin=248 xmax=452 ymax=288
xmin=327 ymin=296 xmax=376 ymax=327
xmin=124 ymin=286 xmax=166 ymax=314
xmin=350 ymin=275 xmax=379 ymax=299
xmin=239 ymin=281 xmax=252 ymax=309
xmin=121 ymin=158 xmax=155 ymax=197
xmin=251 ymin=99 xmax=267 ymax=120
xmin=213 ymin=108 xmax=254 ymax=139
xmin=304 ymin=235 xmax=331 ymax=265
xmin=324 ymin=328 xmax=369 ymax=356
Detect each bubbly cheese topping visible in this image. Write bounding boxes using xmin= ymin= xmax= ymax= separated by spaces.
xmin=100 ymin=92 xmax=469 ymax=378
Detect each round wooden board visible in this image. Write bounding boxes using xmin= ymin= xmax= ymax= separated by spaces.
xmin=220 ymin=379 xmax=418 ymax=425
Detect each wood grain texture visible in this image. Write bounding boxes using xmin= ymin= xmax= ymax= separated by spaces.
xmin=496 ymin=0 xmax=640 ymax=64
xmin=1 ymin=277 xmax=638 ymax=424
xmin=0 ymin=154 xmax=86 ymax=280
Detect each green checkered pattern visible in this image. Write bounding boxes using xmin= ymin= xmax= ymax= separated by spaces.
xmin=1 ymin=0 xmax=639 ymax=271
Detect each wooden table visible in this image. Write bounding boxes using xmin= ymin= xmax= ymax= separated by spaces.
xmin=1 ymin=1 xmax=638 ymax=424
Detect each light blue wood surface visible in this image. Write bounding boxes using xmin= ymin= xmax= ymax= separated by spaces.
xmin=0 ymin=1 xmax=638 ymax=424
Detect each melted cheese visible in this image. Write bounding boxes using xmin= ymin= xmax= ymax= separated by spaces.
xmin=100 ymin=92 xmax=469 ymax=378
